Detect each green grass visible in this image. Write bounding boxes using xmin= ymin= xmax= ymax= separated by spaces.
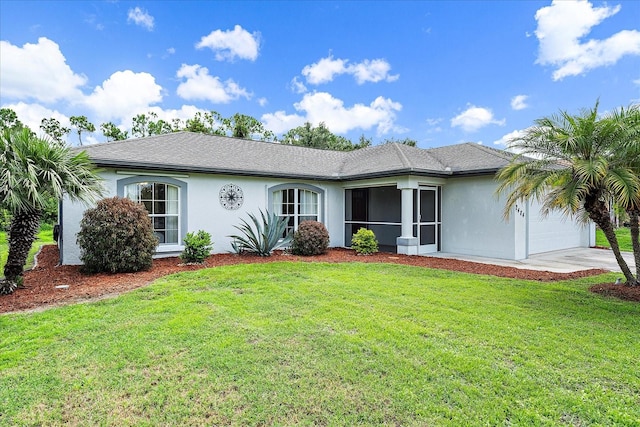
xmin=0 ymin=224 xmax=55 ymax=274
xmin=596 ymin=227 xmax=633 ymax=252
xmin=1 ymin=262 xmax=638 ymax=425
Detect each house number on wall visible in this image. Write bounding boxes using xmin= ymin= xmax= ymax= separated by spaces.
xmin=219 ymin=183 xmax=244 ymax=210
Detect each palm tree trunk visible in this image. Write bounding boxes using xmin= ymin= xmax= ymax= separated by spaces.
xmin=587 ymin=198 xmax=638 ymax=286
xmin=1 ymin=209 xmax=41 ymax=294
xmin=600 ymin=220 xmax=638 ymax=285
xmin=628 ymin=208 xmax=640 ymax=281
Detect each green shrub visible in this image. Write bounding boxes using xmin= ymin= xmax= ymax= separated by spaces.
xmin=77 ymin=197 xmax=158 ymax=273
xmin=41 ymin=196 xmax=58 ymax=225
xmin=351 ymin=228 xmax=378 ymax=255
xmin=229 ymin=210 xmax=292 ymax=256
xmin=181 ymin=230 xmax=213 ymax=263
xmin=0 ymin=209 xmax=11 ymax=231
xmin=291 ymin=220 xmax=330 ymax=256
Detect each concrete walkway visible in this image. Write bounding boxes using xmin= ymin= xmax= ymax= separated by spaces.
xmin=431 ymin=247 xmax=636 ymax=274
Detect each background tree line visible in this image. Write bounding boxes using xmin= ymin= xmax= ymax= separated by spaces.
xmin=0 ymin=107 xmax=416 ymax=151
xmin=0 ymin=106 xmax=416 ymax=232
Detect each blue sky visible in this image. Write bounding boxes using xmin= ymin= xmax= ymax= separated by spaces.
xmin=1 ymin=0 xmax=638 ymax=148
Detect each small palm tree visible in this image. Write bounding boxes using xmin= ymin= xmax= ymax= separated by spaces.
xmin=609 ymin=105 xmax=640 ymax=279
xmin=496 ymin=102 xmax=640 ymax=286
xmin=1 ymin=129 xmax=103 ymax=294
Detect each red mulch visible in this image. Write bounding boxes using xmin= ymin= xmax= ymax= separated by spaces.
xmin=589 ymin=283 xmax=640 ymax=302
xmin=0 ymin=245 xmax=630 ymax=314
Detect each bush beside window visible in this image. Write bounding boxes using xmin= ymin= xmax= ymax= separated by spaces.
xmin=291 ymin=220 xmax=330 ymax=256
xmin=181 ymin=230 xmax=213 ymax=264
xmin=351 ymin=228 xmax=379 ymax=255
xmin=77 ymin=197 xmax=158 ymax=273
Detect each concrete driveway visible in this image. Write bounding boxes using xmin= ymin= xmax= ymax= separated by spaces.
xmin=432 ymin=247 xmax=636 ymax=274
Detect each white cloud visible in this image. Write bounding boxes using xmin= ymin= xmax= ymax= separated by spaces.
xmin=2 ymin=102 xmax=69 ymax=136
xmin=425 ymin=117 xmax=443 ymax=133
xmin=349 ymin=59 xmax=400 ymax=84
xmin=161 ymin=47 xmax=176 ymax=60
xmin=301 ymin=55 xmax=399 ymax=85
xmin=196 ymin=25 xmax=260 ymax=61
xmin=261 ymin=110 xmax=306 ymax=134
xmin=493 ymin=129 xmax=527 ymax=147
xmin=83 ymin=135 xmax=102 ymax=146
xmin=302 ymin=56 xmax=348 ymax=85
xmin=83 ymin=70 xmax=164 ymax=123
xmin=127 ymin=7 xmax=154 ymax=31
xmin=290 ymin=77 xmax=308 ymax=94
xmin=145 ymin=105 xmax=205 ymax=123
xmin=175 ymin=64 xmax=251 ymax=103
xmin=84 ymin=14 xmax=104 ymax=31
xmin=511 ymin=95 xmax=529 ymax=110
xmin=0 ymin=37 xmax=86 ymax=103
xmin=451 ymin=105 xmax=505 ymax=132
xmin=534 ymin=0 xmax=640 ymax=80
xmin=257 ymin=97 xmax=268 ymax=107
xmin=262 ymin=92 xmax=402 ymax=135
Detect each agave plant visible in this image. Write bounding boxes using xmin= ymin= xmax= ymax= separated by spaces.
xmin=229 ymin=209 xmax=292 ymax=256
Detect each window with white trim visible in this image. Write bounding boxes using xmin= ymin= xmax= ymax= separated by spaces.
xmin=124 ymin=182 xmax=179 ymax=245
xmin=273 ymin=188 xmax=319 ymax=235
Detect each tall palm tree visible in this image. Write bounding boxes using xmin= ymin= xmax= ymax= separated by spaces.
xmin=1 ymin=129 xmax=103 ymax=294
xmin=496 ymin=102 xmax=640 ymax=286
xmin=610 ymin=105 xmax=640 ymax=278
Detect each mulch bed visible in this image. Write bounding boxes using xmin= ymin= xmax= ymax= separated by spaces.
xmin=0 ymin=245 xmax=633 ymax=314
xmin=588 ymin=283 xmax=640 ymax=302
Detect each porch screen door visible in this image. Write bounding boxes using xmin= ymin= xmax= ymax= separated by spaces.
xmin=417 ymin=187 xmax=439 ymax=254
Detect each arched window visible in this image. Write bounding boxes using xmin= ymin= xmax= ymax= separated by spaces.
xmin=269 ymin=184 xmax=324 ymax=236
xmin=117 ymin=176 xmax=187 ymax=246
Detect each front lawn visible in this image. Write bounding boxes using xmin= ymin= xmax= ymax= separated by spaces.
xmin=596 ymin=227 xmax=633 ymax=252
xmin=1 ymin=262 xmax=636 ymax=425
xmin=0 ymin=224 xmax=55 ymax=273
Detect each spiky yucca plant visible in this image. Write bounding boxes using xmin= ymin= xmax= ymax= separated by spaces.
xmin=229 ymin=210 xmax=291 ymax=256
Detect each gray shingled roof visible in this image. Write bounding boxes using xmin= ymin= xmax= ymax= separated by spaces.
xmin=78 ymin=132 xmax=514 ymax=181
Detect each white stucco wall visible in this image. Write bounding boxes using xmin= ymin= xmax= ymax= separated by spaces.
xmin=527 ymin=199 xmax=591 ymax=255
xmin=440 ymin=176 xmax=523 ymax=259
xmin=60 ymin=169 xmax=595 ymax=266
xmin=439 ymin=175 xmax=592 ymax=260
xmin=60 ymin=170 xmax=119 ymax=265
xmin=60 ymin=169 xmax=344 ymax=265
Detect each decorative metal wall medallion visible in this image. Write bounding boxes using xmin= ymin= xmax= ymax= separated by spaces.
xmin=219 ymin=183 xmax=244 ymax=210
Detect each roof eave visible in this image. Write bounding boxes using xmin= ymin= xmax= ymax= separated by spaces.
xmin=340 ymin=168 xmax=453 ymax=181
xmin=449 ymin=168 xmax=502 ymax=177
xmin=91 ymin=159 xmax=343 ymax=181
xmin=92 ymin=160 xmax=501 ymax=181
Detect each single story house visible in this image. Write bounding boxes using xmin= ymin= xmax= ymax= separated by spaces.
xmin=59 ymin=131 xmax=594 ymax=265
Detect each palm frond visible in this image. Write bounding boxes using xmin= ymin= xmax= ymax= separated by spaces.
xmin=496 ymin=100 xmax=638 ymax=225
xmin=1 ymin=129 xmax=104 ymax=213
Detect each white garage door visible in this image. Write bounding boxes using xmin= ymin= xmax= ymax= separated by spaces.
xmin=528 ymin=202 xmax=588 ymax=255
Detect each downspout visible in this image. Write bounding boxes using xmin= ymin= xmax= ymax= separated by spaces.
xmin=58 ymin=199 xmax=63 ymax=265
xmin=525 ymin=199 xmax=530 ymax=259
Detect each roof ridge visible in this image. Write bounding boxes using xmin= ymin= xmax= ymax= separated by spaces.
xmin=390 ymin=143 xmax=412 ymax=168
xmin=423 ymin=146 xmax=450 ymax=170
xmin=468 ymin=142 xmax=514 ymax=160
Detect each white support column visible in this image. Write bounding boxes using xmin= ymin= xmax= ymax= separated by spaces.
xmin=397 ymin=187 xmax=418 ymax=255
xmin=401 ymin=188 xmax=413 ymax=237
